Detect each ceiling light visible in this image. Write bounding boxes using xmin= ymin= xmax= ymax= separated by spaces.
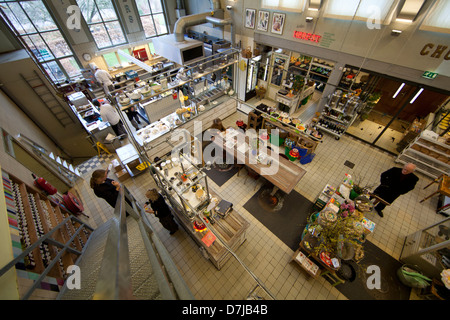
xmin=396 ymin=18 xmax=413 ymax=23
xmin=306 ymin=17 xmax=314 ymax=22
xmin=391 ymin=29 xmax=402 ymax=36
xmin=393 ymin=83 xmax=405 ymax=98
xmin=410 ymin=88 xmax=424 ymax=104
xmin=309 ymin=8 xmax=319 ymax=11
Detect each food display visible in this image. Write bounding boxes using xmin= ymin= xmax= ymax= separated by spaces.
xmin=136 ymin=120 xmax=171 ymax=144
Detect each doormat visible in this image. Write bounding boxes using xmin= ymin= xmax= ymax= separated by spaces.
xmin=333 ymin=241 xmax=411 ymax=300
xmin=344 ymin=160 xmax=355 ymax=169
xmin=205 ymin=165 xmax=238 ymax=187
xmin=243 ymin=185 xmax=316 ymax=251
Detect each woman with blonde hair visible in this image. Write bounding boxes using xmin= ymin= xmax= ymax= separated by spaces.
xmin=145 ymin=189 xmax=178 ymax=235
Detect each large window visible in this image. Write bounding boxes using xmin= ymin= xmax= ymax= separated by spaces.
xmin=324 ymin=0 xmax=395 ymax=22
xmin=135 ymin=0 xmax=168 ymax=38
xmin=76 ymin=0 xmax=127 ymax=49
xmin=261 ymin=0 xmax=305 ymax=13
xmin=420 ymin=0 xmax=450 ymax=34
xmin=0 ymin=1 xmax=82 ymax=83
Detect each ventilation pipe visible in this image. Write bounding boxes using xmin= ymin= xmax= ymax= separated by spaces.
xmin=205 ymin=16 xmax=235 ymax=48
xmin=173 ymin=0 xmax=230 ymax=43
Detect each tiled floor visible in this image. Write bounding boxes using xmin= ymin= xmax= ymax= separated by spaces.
xmin=72 ymin=103 xmax=444 ymax=300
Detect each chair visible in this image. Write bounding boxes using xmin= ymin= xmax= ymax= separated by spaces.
xmin=420 ymin=174 xmax=450 ymax=203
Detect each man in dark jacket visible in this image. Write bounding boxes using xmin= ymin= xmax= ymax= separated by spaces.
xmin=372 ymin=163 xmax=419 ymax=217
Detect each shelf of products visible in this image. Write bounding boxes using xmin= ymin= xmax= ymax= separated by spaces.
xmin=1 ymin=170 xmax=93 ymax=297
xmin=396 ymin=130 xmax=450 ymax=179
xmin=400 ymin=216 xmax=450 ymax=279
xmin=316 ymin=90 xmax=361 ymax=140
xmin=287 ymin=54 xmax=334 ymax=93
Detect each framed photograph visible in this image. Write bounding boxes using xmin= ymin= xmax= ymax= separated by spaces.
xmin=271 ymin=12 xmax=286 ymax=35
xmin=257 ymin=10 xmax=270 ymax=32
xmin=245 ymin=8 xmax=256 ymax=29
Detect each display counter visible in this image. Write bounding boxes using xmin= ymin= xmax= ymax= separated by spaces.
xmin=71 ymin=103 xmax=116 ymax=143
xmin=136 ymin=94 xmax=237 ymax=161
xmin=151 ymin=150 xmax=249 ymax=270
xmin=293 ymin=181 xmax=376 ymax=279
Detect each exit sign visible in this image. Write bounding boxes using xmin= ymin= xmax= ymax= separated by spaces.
xmin=422 ymin=71 xmax=438 ymax=79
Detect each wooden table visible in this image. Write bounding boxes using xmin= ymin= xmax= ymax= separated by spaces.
xmin=212 ymin=129 xmax=307 ymax=194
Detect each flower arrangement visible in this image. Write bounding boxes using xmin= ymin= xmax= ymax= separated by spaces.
xmin=340 ymin=201 xmax=355 ymax=218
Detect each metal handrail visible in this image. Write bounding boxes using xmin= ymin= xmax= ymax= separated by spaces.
xmin=0 ymin=215 xmax=93 ymax=300
xmin=92 ymin=185 xmax=134 ymax=300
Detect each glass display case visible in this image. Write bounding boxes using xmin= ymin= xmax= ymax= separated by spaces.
xmin=151 ymin=140 xmax=209 ymax=221
xmin=400 ymin=217 xmax=450 ymax=279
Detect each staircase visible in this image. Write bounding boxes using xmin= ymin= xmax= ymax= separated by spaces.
xmin=56 ymin=187 xmax=193 ymax=300
xmin=20 ymin=70 xmax=75 ymax=128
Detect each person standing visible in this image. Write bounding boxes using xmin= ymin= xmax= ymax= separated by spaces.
xmin=372 ymin=163 xmax=419 ymax=217
xmin=90 ymin=169 xmax=132 ymax=216
xmin=145 ymin=189 xmax=178 ymax=235
xmin=93 ymin=99 xmax=127 ymax=138
xmin=94 ymin=66 xmax=114 ymax=94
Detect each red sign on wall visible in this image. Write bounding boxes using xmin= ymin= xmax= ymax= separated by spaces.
xmin=293 ymin=31 xmax=322 ymax=43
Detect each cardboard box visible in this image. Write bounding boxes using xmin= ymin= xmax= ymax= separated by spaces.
xmin=116 ymin=168 xmax=130 ymax=182
xmin=111 ymin=159 xmax=122 ymax=172
xmin=361 ymin=217 xmax=376 ymax=234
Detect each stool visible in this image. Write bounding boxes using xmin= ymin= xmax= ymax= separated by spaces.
xmin=420 ymin=174 xmax=450 ymax=203
xmin=248 ymin=112 xmax=262 ymax=130
xmin=321 ymin=270 xmax=346 ymax=287
xmin=96 ymin=141 xmax=111 ymax=156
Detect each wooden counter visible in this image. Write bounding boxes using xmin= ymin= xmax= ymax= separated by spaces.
xmin=212 ymin=129 xmax=307 ymax=194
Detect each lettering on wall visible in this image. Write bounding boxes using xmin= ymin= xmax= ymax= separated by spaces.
xmin=117 ymin=0 xmax=140 ymax=34
xmin=420 ymin=43 xmax=450 ymax=60
xmin=293 ymin=31 xmax=322 ymax=43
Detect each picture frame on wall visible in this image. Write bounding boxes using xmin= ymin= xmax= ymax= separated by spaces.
xmin=245 ymin=8 xmax=256 ymax=29
xmin=257 ymin=10 xmax=270 ymax=32
xmin=271 ymin=12 xmax=286 ymax=35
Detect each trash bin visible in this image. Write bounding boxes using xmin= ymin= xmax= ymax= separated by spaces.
xmin=104 ymin=133 xmax=121 ymax=152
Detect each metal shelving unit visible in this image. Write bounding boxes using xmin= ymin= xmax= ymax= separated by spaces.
xmin=396 ymin=132 xmax=450 ymax=179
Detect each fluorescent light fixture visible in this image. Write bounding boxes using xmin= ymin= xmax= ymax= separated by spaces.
xmin=306 ymin=16 xmax=314 ymax=22
xmin=309 ymin=8 xmax=319 ymax=11
xmin=391 ymin=29 xmax=402 ymax=35
xmin=393 ymin=83 xmax=405 ymax=98
xmin=396 ymin=18 xmax=413 ymax=23
xmin=410 ymin=88 xmax=424 ymax=104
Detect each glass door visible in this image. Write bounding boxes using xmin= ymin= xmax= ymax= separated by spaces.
xmin=245 ymin=58 xmax=259 ymax=101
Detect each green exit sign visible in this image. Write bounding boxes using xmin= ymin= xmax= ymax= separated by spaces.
xmin=422 ymin=71 xmax=438 ymax=79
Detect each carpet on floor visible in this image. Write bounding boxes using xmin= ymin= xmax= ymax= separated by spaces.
xmin=243 ymin=184 xmax=316 ymax=251
xmin=205 ymin=164 xmax=238 ymax=187
xmin=243 ymin=185 xmax=411 ymax=300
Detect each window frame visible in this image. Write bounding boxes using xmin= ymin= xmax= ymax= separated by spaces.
xmin=76 ymin=0 xmax=128 ymax=49
xmin=136 ymin=0 xmax=169 ymax=39
xmin=0 ymin=0 xmax=82 ymax=83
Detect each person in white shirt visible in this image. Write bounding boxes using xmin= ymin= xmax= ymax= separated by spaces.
xmin=93 ymin=99 xmax=126 ymax=138
xmin=94 ymin=66 xmax=114 ymax=94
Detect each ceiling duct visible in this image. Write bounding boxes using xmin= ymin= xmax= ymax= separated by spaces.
xmin=154 ymin=0 xmax=234 ymax=65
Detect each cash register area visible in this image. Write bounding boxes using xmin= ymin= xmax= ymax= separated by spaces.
xmin=74 ymin=105 xmax=442 ymax=300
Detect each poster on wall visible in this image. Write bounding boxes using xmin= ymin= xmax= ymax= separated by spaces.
xmin=257 ymin=11 xmax=270 ymax=32
xmin=245 ymin=9 xmax=256 ymax=29
xmin=271 ymin=13 xmax=286 ymax=35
